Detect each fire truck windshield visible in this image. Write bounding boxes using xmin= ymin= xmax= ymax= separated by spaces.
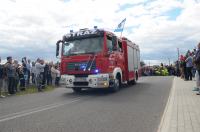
xmin=62 ymin=37 xmax=103 ymax=56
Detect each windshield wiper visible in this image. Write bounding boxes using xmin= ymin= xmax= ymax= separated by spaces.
xmin=85 ymin=52 xmax=96 ymax=54
xmin=67 ymin=53 xmax=79 ymax=56
xmin=70 ymin=52 xmax=95 ymax=55
xmin=88 ymin=55 xmax=96 ymax=71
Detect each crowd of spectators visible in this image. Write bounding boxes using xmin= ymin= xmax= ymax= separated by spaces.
xmin=179 ymin=50 xmax=195 ymax=81
xmin=179 ymin=43 xmax=200 ymax=95
xmin=0 ymin=56 xmax=60 ymax=98
xmin=142 ymin=63 xmax=176 ymax=76
xmin=142 ymin=42 xmax=200 ymax=95
xmin=142 ymin=50 xmax=196 ymax=78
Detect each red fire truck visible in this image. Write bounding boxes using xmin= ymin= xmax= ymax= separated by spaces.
xmin=56 ymin=27 xmax=140 ymax=92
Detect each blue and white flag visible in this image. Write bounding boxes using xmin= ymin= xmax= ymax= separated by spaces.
xmin=114 ymin=18 xmax=126 ymax=32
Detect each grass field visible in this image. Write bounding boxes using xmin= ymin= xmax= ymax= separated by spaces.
xmin=1 ymin=85 xmax=55 ymax=97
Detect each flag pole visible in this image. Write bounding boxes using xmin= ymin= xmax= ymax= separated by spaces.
xmin=120 ymin=19 xmax=126 ymax=38
xmin=120 ymin=31 xmax=123 ymax=38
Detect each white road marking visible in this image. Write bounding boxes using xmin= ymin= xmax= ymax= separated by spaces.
xmin=0 ymin=97 xmax=83 ymax=123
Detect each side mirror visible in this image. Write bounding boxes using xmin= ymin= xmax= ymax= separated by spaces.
xmin=112 ymin=36 xmax=117 ymax=51
xmin=56 ymin=40 xmax=62 ymax=57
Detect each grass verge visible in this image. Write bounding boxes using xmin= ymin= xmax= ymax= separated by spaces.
xmin=1 ymin=85 xmax=55 ymax=96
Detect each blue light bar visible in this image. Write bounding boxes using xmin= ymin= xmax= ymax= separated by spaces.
xmin=95 ymin=69 xmax=99 ymax=73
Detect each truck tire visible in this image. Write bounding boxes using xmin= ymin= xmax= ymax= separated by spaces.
xmin=72 ymin=88 xmax=82 ymax=93
xmin=128 ymin=72 xmax=138 ymax=85
xmin=128 ymin=80 xmax=135 ymax=85
xmin=134 ymin=72 xmax=138 ymax=84
xmin=110 ymin=77 xmax=120 ymax=92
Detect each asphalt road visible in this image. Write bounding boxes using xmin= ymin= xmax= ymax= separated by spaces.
xmin=0 ymin=76 xmax=173 ymax=132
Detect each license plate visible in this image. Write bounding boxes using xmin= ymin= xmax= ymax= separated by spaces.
xmin=75 ymin=77 xmax=87 ymax=82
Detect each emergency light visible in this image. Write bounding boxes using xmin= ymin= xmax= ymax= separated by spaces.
xmin=95 ymin=69 xmax=99 ymax=73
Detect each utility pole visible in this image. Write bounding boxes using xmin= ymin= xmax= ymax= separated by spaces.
xmin=177 ymin=48 xmax=180 ymax=61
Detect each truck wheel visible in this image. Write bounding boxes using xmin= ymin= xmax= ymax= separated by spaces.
xmin=110 ymin=77 xmax=120 ymax=92
xmin=72 ymin=88 xmax=82 ymax=93
xmin=128 ymin=80 xmax=135 ymax=85
xmin=129 ymin=72 xmax=138 ymax=85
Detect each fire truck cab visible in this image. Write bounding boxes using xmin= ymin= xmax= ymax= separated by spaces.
xmin=56 ymin=27 xmax=140 ymax=92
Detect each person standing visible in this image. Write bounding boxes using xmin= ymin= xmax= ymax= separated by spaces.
xmin=35 ymin=59 xmax=45 ymax=92
xmin=26 ymin=59 xmax=31 ymax=85
xmin=22 ymin=57 xmax=28 ymax=88
xmin=31 ymin=62 xmax=36 ymax=84
xmin=47 ymin=63 xmax=52 ymax=85
xmin=180 ymin=55 xmax=186 ymax=79
xmin=13 ymin=60 xmax=20 ymax=93
xmin=19 ymin=66 xmax=25 ymax=91
xmin=5 ymin=56 xmax=15 ymax=95
xmin=185 ymin=53 xmax=193 ymax=81
xmin=55 ymin=65 xmax=60 ymax=86
xmin=0 ymin=57 xmax=5 ymax=98
xmin=194 ymin=43 xmax=200 ymax=95
xmin=42 ymin=62 xmax=48 ymax=88
xmin=51 ymin=65 xmax=57 ymax=86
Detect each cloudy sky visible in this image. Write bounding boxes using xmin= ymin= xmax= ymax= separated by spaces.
xmin=0 ymin=0 xmax=200 ymax=65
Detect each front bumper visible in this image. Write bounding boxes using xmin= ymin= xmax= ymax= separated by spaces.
xmin=62 ymin=74 xmax=112 ymax=88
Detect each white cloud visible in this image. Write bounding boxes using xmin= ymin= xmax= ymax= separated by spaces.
xmin=0 ymin=0 xmax=200 ymax=64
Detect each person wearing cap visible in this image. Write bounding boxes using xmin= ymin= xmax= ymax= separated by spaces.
xmin=4 ymin=56 xmax=16 ymax=94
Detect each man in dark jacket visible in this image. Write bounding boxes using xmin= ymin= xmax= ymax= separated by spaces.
xmin=5 ymin=56 xmax=16 ymax=94
xmin=0 ymin=57 xmax=5 ymax=98
xmin=42 ymin=63 xmax=49 ymax=88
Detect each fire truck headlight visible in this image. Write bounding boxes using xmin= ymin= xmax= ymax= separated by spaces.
xmin=104 ymin=82 xmax=108 ymax=86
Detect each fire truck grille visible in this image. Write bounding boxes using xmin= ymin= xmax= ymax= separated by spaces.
xmin=67 ymin=61 xmax=96 ymax=71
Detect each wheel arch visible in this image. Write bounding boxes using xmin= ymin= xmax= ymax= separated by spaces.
xmin=113 ymin=68 xmax=122 ymax=80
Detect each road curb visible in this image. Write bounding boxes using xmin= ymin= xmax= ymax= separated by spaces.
xmin=157 ymin=77 xmax=175 ymax=132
